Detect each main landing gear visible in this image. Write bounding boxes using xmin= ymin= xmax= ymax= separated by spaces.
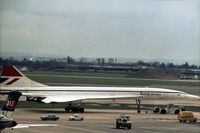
xmin=65 ymin=103 xmax=84 ymax=113
xmin=136 ymin=99 xmax=141 ymax=113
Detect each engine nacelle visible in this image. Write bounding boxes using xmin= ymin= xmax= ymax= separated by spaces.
xmin=26 ymin=97 xmax=44 ymax=103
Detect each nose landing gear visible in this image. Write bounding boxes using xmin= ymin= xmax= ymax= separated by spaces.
xmin=136 ymin=99 xmax=141 ymax=113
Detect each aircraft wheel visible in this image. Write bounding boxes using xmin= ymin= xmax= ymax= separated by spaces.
xmin=174 ymin=109 xmax=180 ymax=114
xmin=79 ymin=107 xmax=84 ymax=113
xmin=65 ymin=107 xmax=70 ymax=112
xmin=153 ymin=107 xmax=160 ymax=113
xmin=71 ymin=107 xmax=78 ymax=113
xmin=160 ymin=109 xmax=166 ymax=114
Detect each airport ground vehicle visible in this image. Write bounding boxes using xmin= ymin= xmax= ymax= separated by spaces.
xmin=153 ymin=104 xmax=186 ymax=114
xmin=69 ymin=114 xmax=84 ymax=121
xmin=41 ymin=114 xmax=59 ymax=121
xmin=177 ymin=111 xmax=197 ymax=123
xmin=116 ymin=114 xmax=132 ymax=129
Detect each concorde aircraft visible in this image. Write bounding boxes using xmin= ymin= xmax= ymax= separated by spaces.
xmin=0 ymin=66 xmax=199 ymax=113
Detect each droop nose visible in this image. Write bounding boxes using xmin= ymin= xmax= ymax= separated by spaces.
xmin=185 ymin=94 xmax=200 ymax=99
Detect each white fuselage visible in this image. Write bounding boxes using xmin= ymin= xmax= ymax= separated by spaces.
xmin=1 ymin=86 xmax=198 ymax=102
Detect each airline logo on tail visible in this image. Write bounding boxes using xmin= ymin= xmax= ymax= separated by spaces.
xmin=1 ymin=91 xmax=22 ymax=112
xmin=0 ymin=66 xmax=22 ymax=86
xmin=0 ymin=66 xmax=46 ymax=87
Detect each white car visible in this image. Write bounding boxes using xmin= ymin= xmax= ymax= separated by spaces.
xmin=69 ymin=114 xmax=84 ymax=121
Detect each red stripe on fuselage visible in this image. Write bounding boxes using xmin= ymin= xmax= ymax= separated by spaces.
xmin=2 ymin=66 xmax=22 ymax=77
xmin=5 ymin=78 xmax=20 ymax=85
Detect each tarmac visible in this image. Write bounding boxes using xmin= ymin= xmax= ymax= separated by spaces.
xmin=2 ymin=108 xmax=200 ymax=133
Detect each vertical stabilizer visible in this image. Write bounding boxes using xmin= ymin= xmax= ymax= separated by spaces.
xmin=0 ymin=66 xmax=47 ymax=87
xmin=1 ymin=91 xmax=22 ymax=118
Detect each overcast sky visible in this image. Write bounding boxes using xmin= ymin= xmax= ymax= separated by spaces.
xmin=0 ymin=0 xmax=199 ymax=64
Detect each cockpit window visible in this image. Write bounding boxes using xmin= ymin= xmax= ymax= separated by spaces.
xmin=178 ymin=92 xmax=186 ymax=96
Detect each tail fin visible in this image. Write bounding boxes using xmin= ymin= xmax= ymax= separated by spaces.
xmin=0 ymin=66 xmax=46 ymax=87
xmin=1 ymin=91 xmax=22 ymax=118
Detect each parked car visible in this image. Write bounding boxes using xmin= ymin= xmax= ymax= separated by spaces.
xmin=177 ymin=111 xmax=197 ymax=123
xmin=69 ymin=114 xmax=84 ymax=121
xmin=41 ymin=114 xmax=59 ymax=121
xmin=116 ymin=114 xmax=132 ymax=129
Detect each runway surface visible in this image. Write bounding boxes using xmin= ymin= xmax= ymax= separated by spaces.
xmin=2 ymin=109 xmax=200 ymax=133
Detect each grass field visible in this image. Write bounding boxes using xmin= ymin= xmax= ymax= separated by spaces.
xmin=24 ymin=71 xmax=200 ymax=87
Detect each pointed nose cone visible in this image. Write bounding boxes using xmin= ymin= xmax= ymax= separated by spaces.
xmin=186 ymin=94 xmax=200 ymax=99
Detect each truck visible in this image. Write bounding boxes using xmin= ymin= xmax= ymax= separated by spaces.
xmin=116 ymin=114 xmax=132 ymax=129
xmin=153 ymin=104 xmax=186 ymax=114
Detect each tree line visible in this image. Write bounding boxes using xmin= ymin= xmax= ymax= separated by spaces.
xmin=0 ymin=57 xmax=199 ymax=70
